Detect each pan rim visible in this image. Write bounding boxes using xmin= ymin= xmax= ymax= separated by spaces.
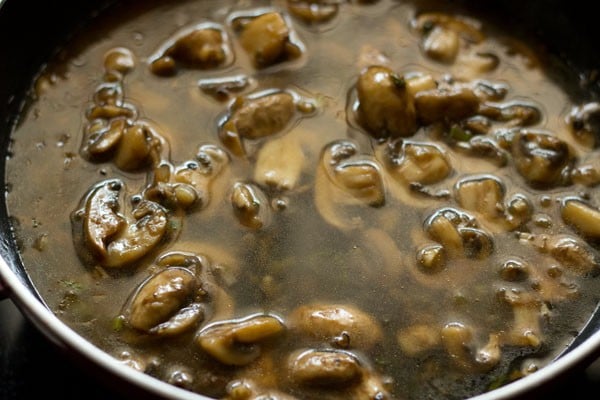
xmin=3 ymin=248 xmax=600 ymax=399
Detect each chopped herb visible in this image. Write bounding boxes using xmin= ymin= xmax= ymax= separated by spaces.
xmin=391 ymin=74 xmax=406 ymax=90
xmin=60 ymin=279 xmax=83 ymax=292
xmin=449 ymin=125 xmax=473 ymax=141
xmin=112 ymin=315 xmax=126 ymax=332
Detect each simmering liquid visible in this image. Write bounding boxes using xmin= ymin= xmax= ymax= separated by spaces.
xmin=6 ymin=1 xmax=600 ymax=399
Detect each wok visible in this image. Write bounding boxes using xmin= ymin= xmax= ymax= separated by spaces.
xmin=1 ymin=0 xmax=600 ymax=399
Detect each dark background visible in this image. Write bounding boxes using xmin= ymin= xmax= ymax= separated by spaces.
xmin=0 ymin=299 xmax=128 ymax=399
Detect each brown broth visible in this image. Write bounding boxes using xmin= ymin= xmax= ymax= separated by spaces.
xmin=6 ymin=1 xmax=600 ymax=399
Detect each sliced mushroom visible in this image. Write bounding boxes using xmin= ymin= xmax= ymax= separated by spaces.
xmin=150 ymin=23 xmax=232 ymax=76
xmin=414 ymin=84 xmax=480 ymax=125
xmin=475 ymin=334 xmax=502 ymax=368
xmin=511 ymin=129 xmax=572 ymax=187
xmin=86 ymin=101 xmax=137 ymax=121
xmin=441 ymin=322 xmax=501 ymax=372
xmin=72 ymin=179 xmax=169 ymax=268
xmin=478 ymin=102 xmax=541 ymax=127
xmin=405 ymin=73 xmax=438 ymax=96
xmin=331 ymin=158 xmax=386 ymax=207
xmin=498 ymin=289 xmax=543 ymax=348
xmin=85 ymin=75 xmax=134 ymax=117
xmin=219 ymin=90 xmax=298 ymax=156
xmin=504 ymin=194 xmax=533 ymax=230
xmin=253 ymin=134 xmax=305 ymax=191
xmin=561 ymin=198 xmax=600 ymax=240
xmin=414 ymin=13 xmax=484 ymax=43
xmin=515 ymin=249 xmax=581 ymax=304
xmin=196 ymin=314 xmax=285 ymax=366
xmin=454 ymin=135 xmax=508 ymax=167
xmin=235 ymin=91 xmax=296 ymax=139
xmin=413 ymin=12 xmax=484 ymax=65
xmin=236 ymin=11 xmax=303 ymax=69
xmin=166 ymin=27 xmax=229 ymax=68
xmin=113 ymin=121 xmax=164 ymax=171
xmin=145 ymin=144 xmax=229 ymax=211
xmin=355 ymin=65 xmax=418 ymax=139
xmin=81 ymin=118 xmax=127 ymax=160
xmin=315 ymin=140 xmax=386 ymax=230
xmin=454 ymin=175 xmax=505 ymax=220
xmin=146 ymin=162 xmax=191 ymax=209
xmin=425 ymin=209 xmax=464 ymax=256
xmin=77 ymin=179 xmax=126 ymax=259
xmin=288 ymin=349 xmax=363 ymax=388
xmin=289 ymin=303 xmax=383 ymax=350
xmin=231 ymin=182 xmax=271 ymax=229
xmin=103 ymin=199 xmax=168 ymax=268
xmin=385 ymin=140 xmax=451 ymax=185
xmin=453 ymin=52 xmax=500 ymax=79
xmin=473 ymin=80 xmax=508 ymax=101
xmin=124 ymin=267 xmax=203 ymax=335
xmin=422 ymin=25 xmax=460 ymax=63
xmin=546 ymin=234 xmax=599 ymax=275
xmin=445 ymin=122 xmax=482 ymax=143
xmin=82 ymin=116 xmax=164 ymax=172
xmin=314 ymin=156 xmax=360 ymax=231
xmin=324 ymin=140 xmax=386 ymax=206
xmin=104 ymin=47 xmax=136 ymax=75
xmin=571 ymin=161 xmax=600 ymax=187
xmin=424 ymin=207 xmax=493 ymax=259
xmin=286 ymin=348 xmax=390 ymax=399
xmin=93 ymin=81 xmax=125 ymax=107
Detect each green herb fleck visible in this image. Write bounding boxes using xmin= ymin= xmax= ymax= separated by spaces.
xmin=391 ymin=74 xmax=406 ymax=90
xmin=112 ymin=315 xmax=126 ymax=332
xmin=449 ymin=125 xmax=473 ymax=141
xmin=60 ymin=279 xmax=83 ymax=292
xmin=169 ymin=219 xmax=182 ymax=231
